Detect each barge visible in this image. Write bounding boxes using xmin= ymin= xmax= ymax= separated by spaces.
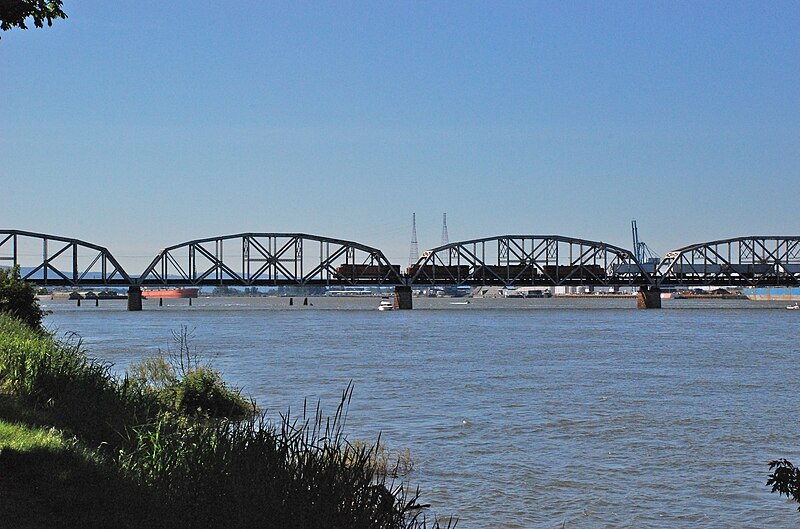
xmin=141 ymin=288 xmax=199 ymax=299
xmin=743 ymin=287 xmax=800 ymax=301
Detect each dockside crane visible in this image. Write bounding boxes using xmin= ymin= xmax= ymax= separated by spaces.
xmin=631 ymin=219 xmax=660 ymax=264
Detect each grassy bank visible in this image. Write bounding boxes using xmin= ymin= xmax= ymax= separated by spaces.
xmin=0 ymin=314 xmax=454 ymax=528
xmin=0 ymin=412 xmax=168 ymax=528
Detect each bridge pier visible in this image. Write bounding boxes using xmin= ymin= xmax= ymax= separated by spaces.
xmin=637 ymin=286 xmax=662 ymax=309
xmin=394 ymin=285 xmax=413 ymax=310
xmin=127 ymin=286 xmax=143 ymax=311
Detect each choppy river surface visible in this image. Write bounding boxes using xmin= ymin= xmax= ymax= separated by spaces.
xmin=42 ymin=295 xmax=800 ymax=528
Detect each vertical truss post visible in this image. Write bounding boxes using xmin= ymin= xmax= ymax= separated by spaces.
xmin=42 ymin=238 xmax=48 ymax=285
xmin=217 ymin=240 xmax=222 ymax=283
xmin=296 ymin=238 xmax=303 ymax=284
xmin=243 ymin=237 xmax=249 ymax=284
xmin=72 ymin=242 xmax=79 ymax=283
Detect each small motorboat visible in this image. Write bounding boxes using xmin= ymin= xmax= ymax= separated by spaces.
xmin=378 ymin=297 xmax=394 ymax=311
xmin=787 ymin=302 xmax=800 ymax=310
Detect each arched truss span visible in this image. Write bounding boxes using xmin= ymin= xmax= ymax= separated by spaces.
xmin=407 ymin=235 xmax=652 ymax=286
xmin=0 ymin=230 xmax=131 ymax=286
xmin=657 ymin=236 xmax=800 ymax=286
xmin=137 ymin=233 xmax=402 ymax=286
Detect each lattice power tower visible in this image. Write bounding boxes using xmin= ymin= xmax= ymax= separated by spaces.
xmin=408 ymin=213 xmax=419 ymax=266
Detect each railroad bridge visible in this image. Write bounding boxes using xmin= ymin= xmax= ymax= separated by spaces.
xmin=2 ymin=229 xmax=799 ymax=310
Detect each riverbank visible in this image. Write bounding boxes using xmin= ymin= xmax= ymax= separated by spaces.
xmin=0 ymin=314 xmax=451 ymax=529
xmin=0 ymin=402 xmax=168 ymax=528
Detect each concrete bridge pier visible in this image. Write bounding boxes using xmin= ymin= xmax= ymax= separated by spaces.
xmin=394 ymin=285 xmax=413 ymax=310
xmin=637 ymin=286 xmax=662 ymax=309
xmin=127 ymin=286 xmax=143 ymax=311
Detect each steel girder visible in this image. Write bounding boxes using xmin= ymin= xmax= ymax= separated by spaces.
xmin=137 ymin=233 xmax=402 ymax=286
xmin=406 ymin=235 xmax=652 ymax=286
xmin=657 ymin=236 xmax=800 ymax=286
xmin=0 ymin=230 xmax=131 ymax=286
xmin=9 ymin=229 xmax=799 ymax=289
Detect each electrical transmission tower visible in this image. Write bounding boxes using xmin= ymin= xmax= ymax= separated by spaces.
xmin=441 ymin=213 xmax=449 ymax=246
xmin=408 ymin=213 xmax=419 ymax=266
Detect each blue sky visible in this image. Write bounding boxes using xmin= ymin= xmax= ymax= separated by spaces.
xmin=2 ymin=1 xmax=798 ymax=271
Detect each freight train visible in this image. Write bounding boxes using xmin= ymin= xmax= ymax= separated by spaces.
xmin=405 ymin=264 xmax=471 ymax=279
xmin=406 ymin=263 xmax=607 ymax=281
xmin=334 ymin=264 xmax=401 ymax=279
xmin=335 ymin=262 xmax=609 ymax=281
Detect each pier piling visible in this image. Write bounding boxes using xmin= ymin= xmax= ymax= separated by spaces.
xmin=394 ymin=285 xmax=413 ymax=310
xmin=127 ymin=286 xmax=143 ymax=311
xmin=637 ymin=286 xmax=662 ymax=309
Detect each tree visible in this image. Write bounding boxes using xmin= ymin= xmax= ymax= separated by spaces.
xmin=768 ymin=459 xmax=800 ymax=510
xmin=0 ymin=0 xmax=67 ymax=35
xmin=0 ymin=265 xmax=46 ymax=330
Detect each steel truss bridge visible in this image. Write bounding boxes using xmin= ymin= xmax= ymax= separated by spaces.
xmin=2 ymin=230 xmax=800 ymax=290
xmin=656 ymin=237 xmax=800 ymax=287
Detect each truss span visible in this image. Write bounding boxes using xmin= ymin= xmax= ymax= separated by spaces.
xmin=0 ymin=230 xmax=131 ymax=286
xmin=407 ymin=235 xmax=652 ymax=286
xmin=137 ymin=233 xmax=402 ymax=286
xmin=657 ymin=236 xmax=800 ymax=286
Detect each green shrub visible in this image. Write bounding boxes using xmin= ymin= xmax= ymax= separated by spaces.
xmin=0 ymin=266 xmax=46 ymax=330
xmin=128 ymin=328 xmax=255 ymax=422
xmin=128 ymin=355 xmax=176 ymax=390
xmin=174 ymin=366 xmax=252 ymax=420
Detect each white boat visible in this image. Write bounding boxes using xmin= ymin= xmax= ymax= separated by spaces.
xmin=378 ymin=298 xmax=394 ymax=311
xmin=787 ymin=302 xmax=799 ymax=310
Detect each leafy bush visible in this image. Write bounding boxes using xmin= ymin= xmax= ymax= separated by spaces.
xmin=0 ymin=266 xmax=46 ymax=330
xmin=128 ymin=355 xmax=175 ymax=391
xmin=128 ymin=327 xmax=255 ymax=421
xmin=173 ymin=365 xmax=252 ymax=420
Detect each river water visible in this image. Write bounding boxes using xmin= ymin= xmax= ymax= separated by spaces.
xmin=41 ymin=295 xmax=800 ymax=528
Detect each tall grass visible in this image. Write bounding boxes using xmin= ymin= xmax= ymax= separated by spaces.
xmin=0 ymin=314 xmax=455 ymax=528
xmin=0 ymin=316 xmax=160 ymax=450
xmin=119 ymin=388 xmax=442 ymax=528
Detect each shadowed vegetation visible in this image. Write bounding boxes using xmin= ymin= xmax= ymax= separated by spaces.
xmin=0 ymin=416 xmax=169 ymax=529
